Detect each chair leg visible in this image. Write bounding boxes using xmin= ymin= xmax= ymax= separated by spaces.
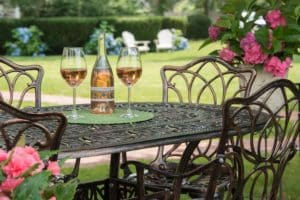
xmin=64 ymin=158 xmax=81 ymax=182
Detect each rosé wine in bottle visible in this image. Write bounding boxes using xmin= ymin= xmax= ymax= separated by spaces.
xmin=90 ymin=33 xmax=115 ymax=114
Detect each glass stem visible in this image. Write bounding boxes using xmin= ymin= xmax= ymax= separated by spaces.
xmin=72 ymin=87 xmax=77 ymax=117
xmin=127 ymin=85 xmax=132 ymax=115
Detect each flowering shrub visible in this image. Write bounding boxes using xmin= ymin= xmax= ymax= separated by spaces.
xmin=201 ymin=0 xmax=300 ymax=77
xmin=0 ymin=146 xmax=77 ymax=200
xmin=171 ymin=29 xmax=189 ymax=51
xmin=4 ymin=26 xmax=47 ymax=56
xmin=84 ymin=21 xmax=122 ymax=55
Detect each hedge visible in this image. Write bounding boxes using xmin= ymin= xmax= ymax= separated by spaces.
xmin=187 ymin=14 xmax=211 ymax=39
xmin=0 ymin=15 xmax=210 ymax=55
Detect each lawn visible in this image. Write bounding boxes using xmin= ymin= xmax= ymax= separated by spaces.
xmin=4 ymin=40 xmax=300 ymax=199
xmin=6 ymin=40 xmax=300 ymax=105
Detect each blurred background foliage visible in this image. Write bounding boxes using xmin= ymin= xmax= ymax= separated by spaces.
xmin=5 ymin=0 xmax=224 ymax=19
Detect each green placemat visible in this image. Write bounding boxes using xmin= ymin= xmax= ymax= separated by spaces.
xmin=64 ymin=109 xmax=154 ymax=124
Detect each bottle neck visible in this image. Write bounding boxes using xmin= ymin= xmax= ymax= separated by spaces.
xmin=98 ymin=33 xmax=106 ymax=58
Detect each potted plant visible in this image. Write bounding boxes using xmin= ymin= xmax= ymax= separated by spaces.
xmin=0 ymin=146 xmax=77 ymax=200
xmin=200 ymin=0 xmax=300 ymax=109
xmin=201 ymin=0 xmax=300 ymax=75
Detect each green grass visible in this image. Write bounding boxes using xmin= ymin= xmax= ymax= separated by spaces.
xmin=5 ymin=40 xmax=300 ymax=198
xmin=6 ymin=40 xmax=300 ymax=106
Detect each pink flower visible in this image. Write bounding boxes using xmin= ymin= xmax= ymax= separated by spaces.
xmin=47 ymin=161 xmax=60 ymax=176
xmin=243 ymin=43 xmax=268 ymax=64
xmin=0 ymin=150 xmax=7 ymax=162
xmin=265 ymin=10 xmax=286 ymax=29
xmin=264 ymin=56 xmax=292 ymax=77
xmin=240 ymin=32 xmax=268 ymax=64
xmin=0 ymin=192 xmax=10 ymax=200
xmin=3 ymin=147 xmax=44 ymax=178
xmin=0 ymin=178 xmax=24 ymax=192
xmin=219 ymin=47 xmax=236 ymax=62
xmin=208 ymin=26 xmax=221 ymax=41
xmin=49 ymin=196 xmax=56 ymax=200
xmin=240 ymin=32 xmax=256 ymax=50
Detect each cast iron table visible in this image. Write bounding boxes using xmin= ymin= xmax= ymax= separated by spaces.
xmin=26 ymin=102 xmax=259 ymax=199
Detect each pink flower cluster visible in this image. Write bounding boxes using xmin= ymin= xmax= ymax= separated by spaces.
xmin=219 ymin=47 xmax=236 ymax=62
xmin=214 ymin=9 xmax=292 ymax=77
xmin=0 ymin=147 xmax=61 ymax=199
xmin=240 ymin=32 xmax=268 ymax=65
xmin=208 ymin=26 xmax=221 ymax=41
xmin=264 ymin=57 xmax=291 ymax=78
xmin=265 ymin=10 xmax=286 ymax=29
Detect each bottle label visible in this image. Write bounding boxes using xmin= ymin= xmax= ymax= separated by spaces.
xmin=91 ymin=87 xmax=114 ymax=92
xmin=91 ymin=98 xmax=114 ymax=102
xmin=91 ymin=86 xmax=114 ymax=102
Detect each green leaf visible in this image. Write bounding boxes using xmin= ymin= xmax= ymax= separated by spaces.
xmin=221 ymin=33 xmax=233 ymax=42
xmin=0 ymin=171 xmax=5 ymax=182
xmin=222 ymin=0 xmax=246 ymax=13
xmin=43 ymin=179 xmax=78 ymax=200
xmin=255 ymin=27 xmax=269 ymax=48
xmin=272 ymin=40 xmax=282 ymax=53
xmin=12 ymin=171 xmax=51 ymax=200
xmin=198 ymin=39 xmax=213 ymax=50
xmin=215 ymin=16 xmax=232 ymax=28
xmin=19 ymin=163 xmax=42 ymax=178
xmin=15 ymin=134 xmax=26 ymax=147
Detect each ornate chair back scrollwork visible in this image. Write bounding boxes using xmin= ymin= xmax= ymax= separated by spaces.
xmin=0 ymin=56 xmax=44 ymax=109
xmin=153 ymin=56 xmax=256 ymax=169
xmin=223 ymin=79 xmax=300 ymax=199
xmin=0 ymin=101 xmax=67 ymax=161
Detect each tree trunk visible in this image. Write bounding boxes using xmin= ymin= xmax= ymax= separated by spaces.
xmin=203 ymin=0 xmax=209 ymax=16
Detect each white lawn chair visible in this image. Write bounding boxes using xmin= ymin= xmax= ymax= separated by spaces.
xmin=154 ymin=29 xmax=175 ymax=52
xmin=122 ymin=31 xmax=150 ymax=53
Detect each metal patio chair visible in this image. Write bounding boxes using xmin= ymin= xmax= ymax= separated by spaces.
xmin=0 ymin=56 xmax=44 ymax=109
xmin=153 ymin=56 xmax=256 ymax=172
xmin=224 ymin=79 xmax=300 ymax=199
xmin=0 ymin=101 xmax=67 ymax=161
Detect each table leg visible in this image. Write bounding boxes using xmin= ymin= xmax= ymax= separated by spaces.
xmin=109 ymin=153 xmax=120 ymax=200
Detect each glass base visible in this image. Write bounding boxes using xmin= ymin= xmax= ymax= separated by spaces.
xmin=120 ymin=110 xmax=138 ymax=119
xmin=67 ymin=111 xmax=84 ymax=120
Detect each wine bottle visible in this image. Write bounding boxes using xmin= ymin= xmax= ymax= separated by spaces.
xmin=90 ymin=33 xmax=115 ymax=114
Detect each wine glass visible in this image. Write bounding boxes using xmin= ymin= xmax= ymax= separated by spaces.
xmin=60 ymin=47 xmax=87 ymax=120
xmin=116 ymin=47 xmax=142 ymax=118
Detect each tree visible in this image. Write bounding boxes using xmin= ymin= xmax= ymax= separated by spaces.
xmin=10 ymin=0 xmax=47 ymax=17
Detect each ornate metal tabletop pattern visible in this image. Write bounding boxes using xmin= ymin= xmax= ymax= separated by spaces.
xmin=22 ymin=103 xmax=255 ymax=159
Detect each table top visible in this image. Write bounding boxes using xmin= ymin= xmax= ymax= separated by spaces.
xmin=29 ymin=102 xmax=258 ymax=159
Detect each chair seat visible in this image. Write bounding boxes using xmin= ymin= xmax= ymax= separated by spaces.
xmin=123 ymin=162 xmax=231 ymax=199
xmin=137 ymin=45 xmax=150 ymax=52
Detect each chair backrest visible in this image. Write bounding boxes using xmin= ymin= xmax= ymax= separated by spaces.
xmin=222 ymin=79 xmax=300 ymax=199
xmin=152 ymin=56 xmax=256 ymax=179
xmin=0 ymin=101 xmax=67 ymax=160
xmin=0 ymin=56 xmax=44 ymax=109
xmin=157 ymin=29 xmax=173 ymax=46
xmin=161 ymin=56 xmax=256 ymax=105
xmin=122 ymin=31 xmax=136 ymax=48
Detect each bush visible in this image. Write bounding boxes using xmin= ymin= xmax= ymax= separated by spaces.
xmin=186 ymin=14 xmax=211 ymax=39
xmin=171 ymin=29 xmax=188 ymax=51
xmin=162 ymin=17 xmax=187 ymax=35
xmin=0 ymin=17 xmax=188 ymax=55
xmin=114 ymin=17 xmax=162 ymax=40
xmin=84 ymin=21 xmax=122 ymax=55
xmin=4 ymin=25 xmax=47 ymax=56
